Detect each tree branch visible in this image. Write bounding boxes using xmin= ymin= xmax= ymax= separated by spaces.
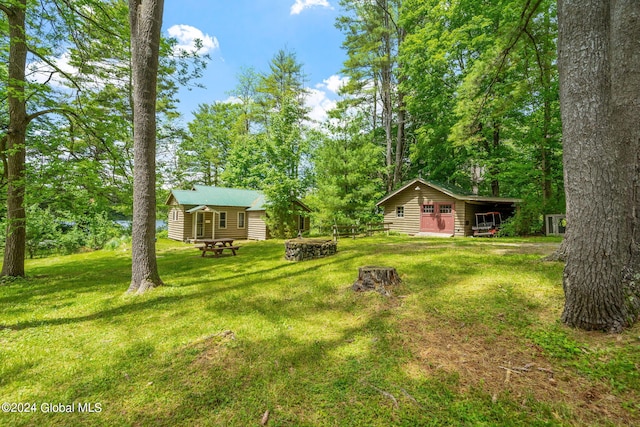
xmin=27 ymin=47 xmax=82 ymax=92
xmin=26 ymin=107 xmax=78 ymax=124
xmin=471 ymin=0 xmax=544 ymax=126
xmin=58 ymin=0 xmax=122 ymax=39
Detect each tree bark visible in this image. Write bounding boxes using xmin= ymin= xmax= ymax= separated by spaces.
xmin=558 ymin=0 xmax=640 ymax=331
xmin=393 ymin=27 xmax=407 ymax=189
xmin=127 ymin=0 xmax=164 ymax=293
xmin=1 ymin=1 xmax=28 ymax=277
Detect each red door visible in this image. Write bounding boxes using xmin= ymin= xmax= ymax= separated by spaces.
xmin=421 ymin=203 xmax=455 ymax=234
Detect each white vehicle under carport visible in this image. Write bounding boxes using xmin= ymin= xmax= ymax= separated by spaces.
xmin=472 ymin=212 xmax=502 ymax=237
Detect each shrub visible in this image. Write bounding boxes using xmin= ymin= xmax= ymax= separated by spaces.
xmin=104 ymin=235 xmax=132 ymax=251
xmin=57 ymin=227 xmax=87 ymax=255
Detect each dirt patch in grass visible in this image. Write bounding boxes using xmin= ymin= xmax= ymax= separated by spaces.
xmin=486 ymin=242 xmax=561 ymax=257
xmin=376 ymin=240 xmax=561 ymax=257
xmin=400 ymin=319 xmax=639 ymax=426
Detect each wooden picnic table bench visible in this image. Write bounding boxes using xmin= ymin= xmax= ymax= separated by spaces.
xmin=196 ymin=238 xmax=240 ymax=257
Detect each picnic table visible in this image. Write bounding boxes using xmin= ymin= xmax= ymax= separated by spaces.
xmin=196 ymin=238 xmax=240 ymax=257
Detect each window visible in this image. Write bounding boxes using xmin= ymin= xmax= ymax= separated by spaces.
xmin=219 ymin=212 xmax=227 ymax=229
xmin=422 ymin=204 xmax=434 ymax=214
xmin=396 ymin=206 xmax=404 ymax=218
xmin=237 ymin=212 xmax=245 ymax=229
xmin=299 ymin=215 xmax=305 ymax=231
xmin=439 ymin=204 xmax=452 ymax=214
xmin=171 ymin=209 xmax=180 ymax=221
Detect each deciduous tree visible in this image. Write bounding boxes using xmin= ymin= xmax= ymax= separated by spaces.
xmin=127 ymin=0 xmax=164 ymax=293
xmin=558 ymin=0 xmax=640 ymax=331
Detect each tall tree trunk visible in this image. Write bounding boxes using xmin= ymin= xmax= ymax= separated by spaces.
xmin=1 ymin=1 xmax=28 ymax=277
xmin=491 ymin=124 xmax=500 ymax=197
xmin=393 ymin=89 xmax=405 ymax=189
xmin=541 ymin=7 xmax=554 ymax=205
xmin=127 ymin=0 xmax=164 ymax=294
xmin=393 ymin=26 xmax=407 ymax=189
xmin=380 ymin=0 xmax=394 ymax=192
xmin=558 ymin=0 xmax=640 ymax=331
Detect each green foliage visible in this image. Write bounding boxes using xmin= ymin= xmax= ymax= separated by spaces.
xmin=24 ymin=206 xmax=61 ymax=259
xmin=104 ymin=235 xmax=132 ymax=251
xmin=221 ymin=134 xmax=270 ymax=189
xmin=336 ymin=0 xmax=407 ymax=190
xmin=307 ymin=112 xmax=385 ymax=227
xmin=262 ymin=176 xmax=304 ymax=238
xmin=180 ymin=102 xmax=243 ymax=187
xmin=254 ymin=51 xmax=311 ymax=237
xmin=16 ymin=204 xmax=125 ymax=258
xmin=399 ymin=0 xmax=563 ymax=207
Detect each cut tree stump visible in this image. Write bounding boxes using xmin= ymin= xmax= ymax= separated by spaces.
xmin=352 ymin=266 xmax=401 ymax=296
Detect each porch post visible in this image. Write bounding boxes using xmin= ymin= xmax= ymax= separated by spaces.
xmin=192 ymin=212 xmax=197 ymax=241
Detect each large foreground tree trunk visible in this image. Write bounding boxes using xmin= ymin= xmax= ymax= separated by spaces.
xmin=127 ymin=0 xmax=164 ymax=293
xmin=558 ymin=0 xmax=640 ymax=331
xmin=1 ymin=1 xmax=28 ymax=277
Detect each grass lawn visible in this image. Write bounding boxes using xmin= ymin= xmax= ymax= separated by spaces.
xmin=1 ymin=235 xmax=639 ymax=426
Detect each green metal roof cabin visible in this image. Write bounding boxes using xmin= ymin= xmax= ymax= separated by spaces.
xmin=166 ymin=185 xmax=309 ymax=242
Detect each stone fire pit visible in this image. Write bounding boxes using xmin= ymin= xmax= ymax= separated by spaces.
xmin=284 ymin=238 xmax=337 ymax=261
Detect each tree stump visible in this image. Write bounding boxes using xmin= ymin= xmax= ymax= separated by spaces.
xmin=352 ymin=266 xmax=401 ymax=297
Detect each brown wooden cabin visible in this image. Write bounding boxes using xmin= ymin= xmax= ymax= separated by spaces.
xmin=166 ymin=185 xmax=310 ymax=242
xmin=376 ymin=178 xmax=520 ymax=237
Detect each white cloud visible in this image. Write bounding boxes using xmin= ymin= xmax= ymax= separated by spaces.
xmin=316 ymin=74 xmax=349 ymax=94
xmin=290 ymin=0 xmax=332 ymax=15
xmin=167 ymin=24 xmax=219 ymax=55
xmin=222 ymin=96 xmax=243 ymax=105
xmin=305 ymin=87 xmax=337 ymax=126
xmin=26 ymin=52 xmax=77 ymax=88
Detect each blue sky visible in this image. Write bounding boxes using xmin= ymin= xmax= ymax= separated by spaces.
xmin=162 ymin=0 xmax=348 ymax=123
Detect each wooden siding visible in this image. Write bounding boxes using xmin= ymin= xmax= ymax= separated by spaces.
xmin=167 ymin=205 xmax=249 ymax=241
xmin=167 ymin=206 xmax=186 ymax=241
xmin=167 ymin=201 xmax=195 ymax=241
xmin=247 ymin=211 xmax=269 ymax=240
xmin=211 ymin=207 xmax=249 ymax=240
xmin=167 ymin=204 xmax=307 ymax=241
xmin=464 ymin=203 xmax=481 ymax=236
xmin=381 ymin=186 xmax=471 ymax=236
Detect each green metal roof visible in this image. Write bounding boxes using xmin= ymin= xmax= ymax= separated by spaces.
xmin=424 ymin=179 xmax=473 ymax=197
xmin=169 ymin=185 xmax=265 ymax=209
xmin=246 ymin=194 xmax=267 ymax=211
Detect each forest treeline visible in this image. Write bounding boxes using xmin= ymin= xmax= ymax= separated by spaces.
xmin=181 ymin=0 xmax=562 ymax=235
xmin=0 ymin=0 xmax=562 ymax=253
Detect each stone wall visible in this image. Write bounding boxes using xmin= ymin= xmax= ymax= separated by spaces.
xmin=284 ymin=238 xmax=337 ymax=261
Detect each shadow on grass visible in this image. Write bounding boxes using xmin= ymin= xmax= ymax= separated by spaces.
xmin=0 ymin=251 xmax=361 ymax=331
xmin=41 ymin=298 xmax=562 ymax=426
xmin=0 ymin=237 xmax=591 ymax=426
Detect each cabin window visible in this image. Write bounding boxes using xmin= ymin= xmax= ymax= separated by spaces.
xmin=422 ymin=204 xmax=434 ymax=214
xmin=237 ymin=212 xmax=245 ymax=229
xmin=299 ymin=215 xmax=305 ymax=231
xmin=171 ymin=210 xmax=179 ymax=221
xmin=219 ymin=212 xmax=227 ymax=229
xmin=439 ymin=204 xmax=452 ymax=214
xmin=396 ymin=206 xmax=404 ymax=218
